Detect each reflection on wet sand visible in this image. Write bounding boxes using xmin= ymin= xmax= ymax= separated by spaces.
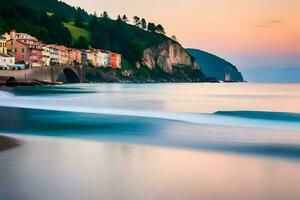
xmin=1 ymin=135 xmax=300 ymax=200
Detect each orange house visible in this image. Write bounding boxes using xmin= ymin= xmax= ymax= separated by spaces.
xmin=68 ymin=48 xmax=82 ymax=65
xmin=108 ymin=52 xmax=121 ymax=69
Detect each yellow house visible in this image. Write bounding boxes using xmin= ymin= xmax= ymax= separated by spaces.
xmin=0 ymin=37 xmax=7 ymax=55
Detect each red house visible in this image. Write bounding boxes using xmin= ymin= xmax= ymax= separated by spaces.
xmin=14 ymin=39 xmax=43 ymax=67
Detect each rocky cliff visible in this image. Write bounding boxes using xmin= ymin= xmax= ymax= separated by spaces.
xmin=138 ymin=40 xmax=199 ymax=73
xmin=85 ymin=40 xmax=217 ymax=83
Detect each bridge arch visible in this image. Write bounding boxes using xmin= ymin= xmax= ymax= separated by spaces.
xmin=6 ymin=77 xmax=16 ymax=87
xmin=56 ymin=68 xmax=81 ymax=83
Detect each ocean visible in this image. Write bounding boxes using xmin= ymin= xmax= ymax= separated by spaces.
xmin=0 ymin=83 xmax=299 ymax=200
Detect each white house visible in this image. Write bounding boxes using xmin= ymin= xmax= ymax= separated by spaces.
xmin=0 ymin=53 xmax=15 ymax=68
xmin=42 ymin=45 xmax=51 ymax=66
xmin=47 ymin=45 xmax=60 ymax=65
xmin=96 ymin=49 xmax=109 ymax=67
xmin=86 ymin=49 xmax=97 ymax=66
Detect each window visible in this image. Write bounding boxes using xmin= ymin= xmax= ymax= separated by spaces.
xmin=22 ymin=48 xmax=25 ymax=54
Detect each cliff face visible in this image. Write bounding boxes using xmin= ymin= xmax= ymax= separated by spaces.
xmin=85 ymin=40 xmax=218 ymax=83
xmin=138 ymin=40 xmax=199 ymax=73
xmin=187 ymin=48 xmax=244 ymax=82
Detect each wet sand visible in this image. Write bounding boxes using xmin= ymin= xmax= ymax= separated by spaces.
xmin=1 ymin=135 xmax=300 ymax=200
xmin=0 ymin=135 xmax=19 ymax=151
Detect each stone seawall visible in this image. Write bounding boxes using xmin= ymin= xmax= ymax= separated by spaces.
xmin=0 ymin=65 xmax=84 ymax=84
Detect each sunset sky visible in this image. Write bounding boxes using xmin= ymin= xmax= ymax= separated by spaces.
xmin=64 ymin=0 xmax=300 ymax=75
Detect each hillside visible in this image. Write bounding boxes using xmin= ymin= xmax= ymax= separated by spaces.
xmin=63 ymin=22 xmax=91 ymax=42
xmin=187 ymin=49 xmax=244 ymax=82
xmin=0 ymin=0 xmax=217 ymax=82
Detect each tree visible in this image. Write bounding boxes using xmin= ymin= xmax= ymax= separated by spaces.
xmin=101 ymin=11 xmax=109 ymax=19
xmin=133 ymin=16 xmax=140 ymax=26
xmin=117 ymin=15 xmax=122 ymax=21
xmin=171 ymin=35 xmax=178 ymax=42
xmin=141 ymin=18 xmax=147 ymax=29
xmin=155 ymin=24 xmax=165 ymax=34
xmin=147 ymin=22 xmax=156 ymax=32
xmin=88 ymin=13 xmax=98 ymax=31
xmin=74 ymin=9 xmax=84 ymax=28
xmin=122 ymin=15 xmax=129 ymax=23
xmin=74 ymin=36 xmax=89 ymax=49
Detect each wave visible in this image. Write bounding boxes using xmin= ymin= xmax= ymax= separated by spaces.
xmin=215 ymin=111 xmax=300 ymax=122
xmin=0 ymin=101 xmax=299 ymax=131
xmin=1 ymin=87 xmax=300 ymax=131
xmin=0 ymin=90 xmax=14 ymax=98
xmin=0 ymin=106 xmax=300 ymax=160
xmin=187 ymin=143 xmax=300 ymax=160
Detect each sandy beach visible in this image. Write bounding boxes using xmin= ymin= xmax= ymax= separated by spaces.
xmin=0 ymin=134 xmax=300 ymax=200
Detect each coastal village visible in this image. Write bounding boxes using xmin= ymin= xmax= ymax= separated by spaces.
xmin=0 ymin=30 xmax=122 ymax=70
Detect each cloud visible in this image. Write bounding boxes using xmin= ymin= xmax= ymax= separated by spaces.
xmin=250 ymin=20 xmax=282 ymax=28
xmin=269 ymin=20 xmax=282 ymax=24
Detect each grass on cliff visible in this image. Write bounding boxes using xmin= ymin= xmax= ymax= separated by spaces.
xmin=63 ymin=21 xmax=91 ymax=42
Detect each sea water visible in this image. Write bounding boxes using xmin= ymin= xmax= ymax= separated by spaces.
xmin=0 ymin=83 xmax=300 ymax=200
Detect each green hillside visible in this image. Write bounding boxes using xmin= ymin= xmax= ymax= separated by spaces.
xmin=63 ymin=22 xmax=91 ymax=42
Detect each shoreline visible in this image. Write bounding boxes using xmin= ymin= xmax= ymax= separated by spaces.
xmin=0 ymin=135 xmax=20 ymax=152
xmin=0 ymin=80 xmax=249 ymax=87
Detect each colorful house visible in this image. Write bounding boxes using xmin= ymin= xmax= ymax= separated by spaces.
xmin=46 ymin=45 xmax=60 ymax=65
xmin=4 ymin=30 xmax=39 ymax=54
xmin=68 ymin=48 xmax=82 ymax=65
xmin=47 ymin=45 xmax=69 ymax=65
xmin=13 ymin=38 xmax=43 ymax=67
xmin=96 ymin=49 xmax=110 ymax=67
xmin=56 ymin=45 xmax=69 ymax=65
xmin=41 ymin=45 xmax=51 ymax=66
xmin=0 ymin=53 xmax=15 ymax=68
xmin=3 ymin=30 xmax=38 ymax=41
xmin=85 ymin=49 xmax=97 ymax=66
xmin=108 ymin=52 xmax=121 ymax=69
xmin=1 ymin=30 xmax=123 ymax=69
xmin=29 ymin=47 xmax=43 ymax=67
xmin=0 ymin=37 xmax=7 ymax=54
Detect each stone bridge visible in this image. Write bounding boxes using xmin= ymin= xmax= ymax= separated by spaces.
xmin=0 ymin=65 xmax=85 ymax=84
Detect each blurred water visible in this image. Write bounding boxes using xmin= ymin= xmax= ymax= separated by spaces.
xmin=0 ymin=83 xmax=300 ymax=158
xmin=1 ymin=83 xmax=300 ymax=200
xmin=1 ymin=135 xmax=300 ymax=200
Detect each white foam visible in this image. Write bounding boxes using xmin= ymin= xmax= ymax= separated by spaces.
xmin=0 ymin=90 xmax=14 ymax=98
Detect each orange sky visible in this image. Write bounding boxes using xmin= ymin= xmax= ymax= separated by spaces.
xmin=64 ymin=0 xmax=300 ymax=69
